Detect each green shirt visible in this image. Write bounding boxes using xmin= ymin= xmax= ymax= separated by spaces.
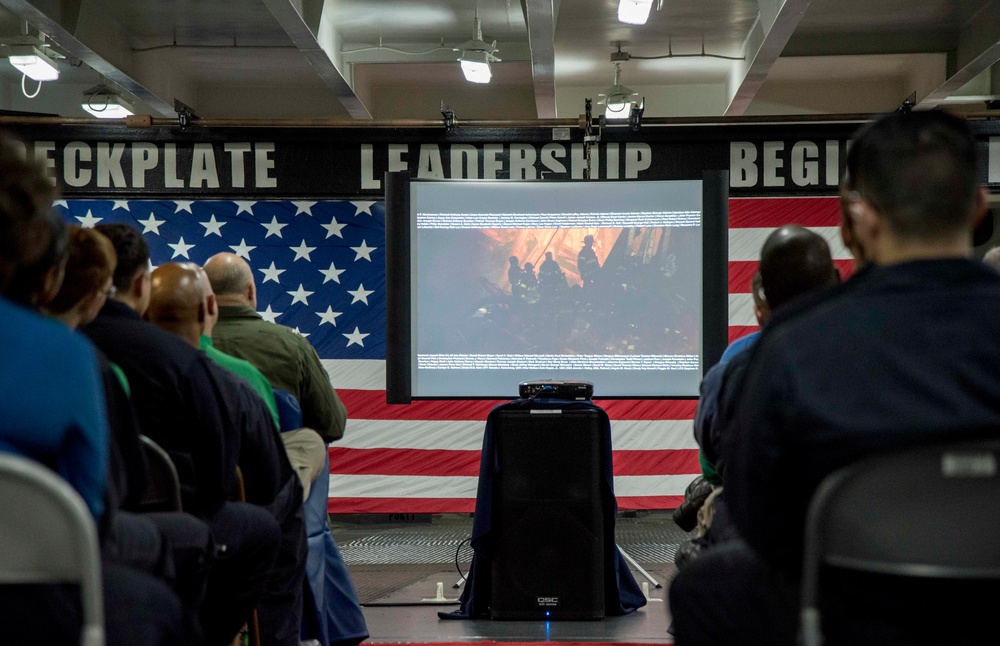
xmin=200 ymin=334 xmax=280 ymax=429
xmin=211 ymin=305 xmax=347 ymax=442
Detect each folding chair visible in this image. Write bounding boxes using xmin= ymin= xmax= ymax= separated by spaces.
xmin=138 ymin=435 xmax=183 ymax=512
xmin=800 ymin=439 xmax=1000 ymax=646
xmin=0 ymin=452 xmax=105 ymax=646
xmin=230 ymin=466 xmax=262 ymax=646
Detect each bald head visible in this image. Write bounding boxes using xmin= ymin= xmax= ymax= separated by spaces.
xmin=203 ymin=252 xmax=255 ymax=307
xmin=148 ymin=262 xmax=206 ymax=348
xmin=760 ymin=225 xmax=839 ymax=312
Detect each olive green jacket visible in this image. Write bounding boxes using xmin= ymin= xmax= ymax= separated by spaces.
xmin=212 ymin=305 xmax=347 ymax=442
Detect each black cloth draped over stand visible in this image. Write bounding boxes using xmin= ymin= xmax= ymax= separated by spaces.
xmin=440 ymin=398 xmax=647 ymax=619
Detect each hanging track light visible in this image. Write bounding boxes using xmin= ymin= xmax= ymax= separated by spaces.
xmin=618 ymin=0 xmax=655 ymax=25
xmin=82 ymin=84 xmax=135 ymax=119
xmin=598 ymin=63 xmax=638 ymax=119
xmin=454 ymin=10 xmax=500 ymax=84
xmin=7 ymin=43 xmax=59 ymax=81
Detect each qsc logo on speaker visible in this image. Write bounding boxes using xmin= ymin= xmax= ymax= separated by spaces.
xmin=536 ymin=597 xmax=560 ymax=607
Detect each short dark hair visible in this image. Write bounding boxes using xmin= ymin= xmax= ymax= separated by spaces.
xmin=95 ymin=223 xmax=149 ymax=291
xmin=5 ymin=209 xmax=68 ymax=307
xmin=845 ymin=110 xmax=980 ymax=239
xmin=0 ymin=133 xmax=58 ymax=293
xmin=760 ymin=225 xmax=838 ymax=311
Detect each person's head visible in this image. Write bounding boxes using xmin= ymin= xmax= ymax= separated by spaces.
xmin=0 ymin=133 xmax=60 ymax=298
xmin=203 ymin=252 xmax=256 ymax=308
xmin=509 ymin=256 xmax=519 ymax=267
xmin=584 ymin=235 xmax=594 ymax=247
xmin=5 ymin=208 xmax=68 ymax=310
xmin=983 ymin=245 xmax=1000 ymax=271
xmin=842 ymin=110 xmax=985 ymax=265
xmin=545 ymin=251 xmax=553 ymax=260
xmin=750 ymin=270 xmax=770 ymax=326
xmin=196 ymin=265 xmax=220 ymax=337
xmin=45 ymin=226 xmax=117 ymax=328
xmin=524 ymin=262 xmax=534 ymax=273
xmin=759 ymin=225 xmax=839 ymax=312
xmin=147 ymin=262 xmax=206 ymax=348
xmin=95 ymin=223 xmax=151 ymax=315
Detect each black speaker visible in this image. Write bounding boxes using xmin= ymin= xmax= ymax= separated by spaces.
xmin=490 ymin=407 xmax=605 ymax=620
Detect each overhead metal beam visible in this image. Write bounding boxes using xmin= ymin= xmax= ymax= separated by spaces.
xmin=918 ymin=1 xmax=1000 ymax=109
xmin=725 ymin=0 xmax=812 ymax=116
xmin=0 ymin=0 xmax=181 ymax=116
xmin=523 ymin=0 xmax=556 ymax=118
xmin=260 ymin=0 xmax=372 ymax=119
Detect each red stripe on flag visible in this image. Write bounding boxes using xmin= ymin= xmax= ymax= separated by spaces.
xmin=729 ymin=259 xmax=855 ymax=292
xmin=729 ymin=197 xmax=841 ymax=229
xmin=728 ymin=326 xmax=759 ymax=344
xmin=617 ymin=495 xmax=684 ymax=510
xmin=331 ymin=448 xmax=481 ymax=477
xmin=338 ymin=389 xmax=699 ymax=421
xmin=329 ymin=447 xmax=700 ymax=477
xmin=328 ymin=495 xmax=686 ymax=514
xmin=612 ymin=449 xmax=700 ymax=476
xmin=338 ymin=391 xmax=505 ymax=420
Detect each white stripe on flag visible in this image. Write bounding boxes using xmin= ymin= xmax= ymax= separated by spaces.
xmin=729 ymin=293 xmax=758 ymax=327
xmin=729 ymin=227 xmax=851 ymax=262
xmin=329 ymin=473 xmax=699 ymax=499
xmin=340 ymin=419 xmax=485 ymax=451
xmin=323 ymin=359 xmax=386 ymax=390
xmin=613 ymin=474 xmax=699 ymax=497
xmin=339 ymin=418 xmax=699 ymax=451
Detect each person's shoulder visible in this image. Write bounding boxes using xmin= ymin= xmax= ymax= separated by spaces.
xmin=2 ymin=299 xmax=95 ymax=361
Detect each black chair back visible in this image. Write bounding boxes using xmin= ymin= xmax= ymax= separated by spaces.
xmin=800 ymin=439 xmax=1000 ymax=646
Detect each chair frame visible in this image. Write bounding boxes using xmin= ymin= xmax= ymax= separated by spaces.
xmin=0 ymin=453 xmax=105 ymax=646
xmin=138 ymin=434 xmax=184 ymax=512
xmin=799 ymin=439 xmax=1000 ymax=646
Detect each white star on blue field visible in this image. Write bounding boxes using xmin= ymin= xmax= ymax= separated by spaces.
xmin=56 ymin=199 xmax=386 ymax=360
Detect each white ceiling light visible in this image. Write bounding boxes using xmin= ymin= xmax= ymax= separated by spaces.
xmin=455 ymin=10 xmax=500 ymax=84
xmin=618 ymin=0 xmax=655 ymax=25
xmin=8 ymin=45 xmax=59 ymax=81
xmin=459 ymin=50 xmax=493 ymax=84
xmin=82 ymin=85 xmax=135 ymax=119
xmin=598 ymin=63 xmax=638 ymax=119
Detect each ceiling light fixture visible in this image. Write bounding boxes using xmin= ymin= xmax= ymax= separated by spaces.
xmin=598 ymin=63 xmax=638 ymax=120
xmin=81 ymin=85 xmax=135 ymax=119
xmin=8 ymin=44 xmax=59 ymax=81
xmin=455 ymin=10 xmax=500 ymax=84
xmin=618 ymin=0 xmax=656 ymax=25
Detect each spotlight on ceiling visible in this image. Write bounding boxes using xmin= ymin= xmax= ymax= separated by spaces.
xmin=618 ymin=0 xmax=655 ymax=25
xmin=455 ymin=10 xmax=500 ymax=84
xmin=598 ymin=63 xmax=638 ymax=120
xmin=8 ymin=44 xmax=59 ymax=81
xmin=81 ymin=85 xmax=135 ymax=119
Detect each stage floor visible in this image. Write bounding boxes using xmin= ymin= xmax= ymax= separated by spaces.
xmin=333 ymin=511 xmax=689 ymax=644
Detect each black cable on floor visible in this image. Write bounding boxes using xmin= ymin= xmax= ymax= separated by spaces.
xmin=454 ymin=536 xmax=471 ymax=584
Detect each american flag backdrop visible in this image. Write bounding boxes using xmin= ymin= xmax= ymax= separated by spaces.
xmin=57 ymin=195 xmax=851 ymax=515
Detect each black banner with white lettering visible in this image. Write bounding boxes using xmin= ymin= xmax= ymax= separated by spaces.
xmin=12 ymin=119 xmax=1000 ymax=198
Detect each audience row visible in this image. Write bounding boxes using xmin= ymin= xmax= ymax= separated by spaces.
xmin=0 ymin=131 xmax=358 ymax=646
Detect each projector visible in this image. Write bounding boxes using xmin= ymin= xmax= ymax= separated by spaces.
xmin=518 ymin=380 xmax=594 ymax=400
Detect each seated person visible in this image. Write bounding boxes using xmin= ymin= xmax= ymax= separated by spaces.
xmin=45 ymin=226 xmax=213 ymax=625
xmin=0 ymin=136 xmax=186 ymax=646
xmin=195 ymin=264 xmax=325 ymax=499
xmin=671 ymin=110 xmax=1000 ymax=646
xmin=147 ymin=262 xmax=308 ymax=646
xmin=203 ymin=252 xmax=347 ymax=443
xmin=82 ymin=224 xmax=284 ymax=646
